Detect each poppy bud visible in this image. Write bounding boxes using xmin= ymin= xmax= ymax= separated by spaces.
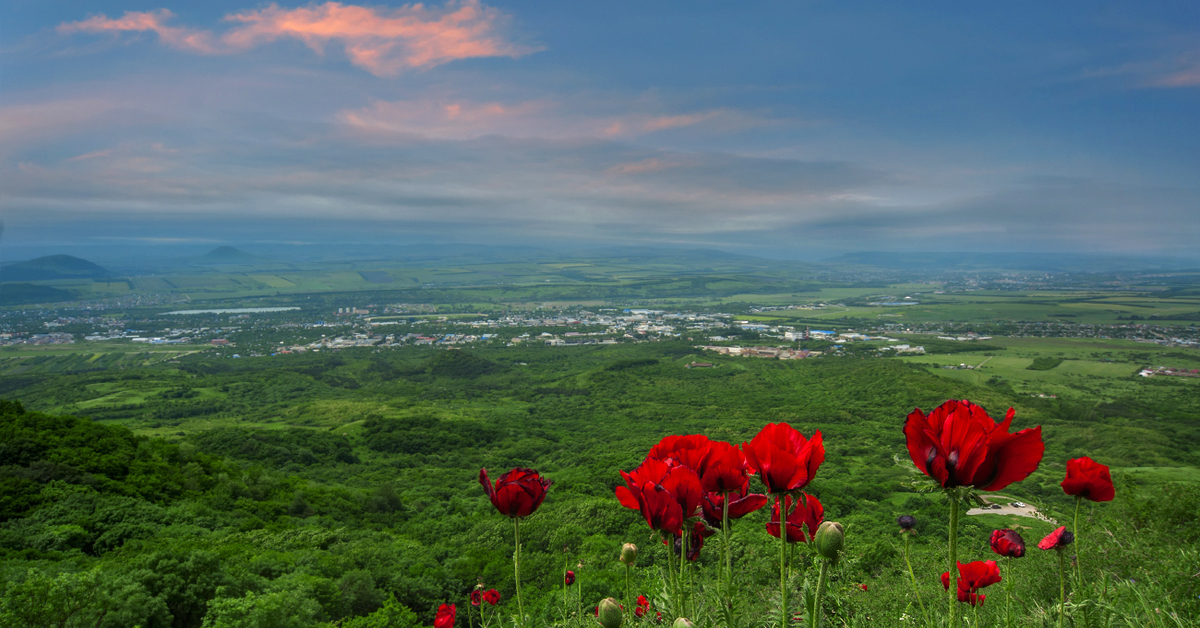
xmin=897 ymin=515 xmax=916 ymax=530
xmin=597 ymin=598 xmax=623 ymax=628
xmin=620 ymin=543 xmax=638 ymax=565
xmin=672 ymin=619 xmax=696 ymax=628
xmin=814 ymin=521 xmax=845 ymax=562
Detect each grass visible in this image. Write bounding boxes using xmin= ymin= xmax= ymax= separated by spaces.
xmin=897 ymin=337 xmax=1200 ymax=400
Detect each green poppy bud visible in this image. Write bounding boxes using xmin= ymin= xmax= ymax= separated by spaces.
xmin=597 ymin=598 xmax=623 ymax=628
xmin=815 ymin=521 xmax=845 ymax=562
xmin=672 ymin=618 xmax=696 ymax=628
xmin=620 ymin=543 xmax=638 ymax=565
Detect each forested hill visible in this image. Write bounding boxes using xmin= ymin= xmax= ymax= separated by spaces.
xmin=1 ymin=346 xmax=1198 ymax=627
xmin=0 ymin=254 xmax=110 ymax=281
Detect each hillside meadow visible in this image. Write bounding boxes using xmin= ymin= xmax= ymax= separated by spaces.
xmin=1 ymin=337 xmax=1197 ymax=627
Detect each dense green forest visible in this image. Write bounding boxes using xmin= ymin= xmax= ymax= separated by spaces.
xmin=1 ymin=343 xmax=1198 ymax=627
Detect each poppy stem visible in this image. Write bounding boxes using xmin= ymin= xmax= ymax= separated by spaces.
xmin=948 ymin=490 xmax=961 ymax=628
xmin=1073 ymin=495 xmax=1088 ymax=627
xmin=1056 ymin=547 xmax=1066 ymax=628
xmin=813 ymin=559 xmax=828 ymax=628
xmin=686 ymin=525 xmax=696 ymax=619
xmin=666 ymin=531 xmax=679 ymax=620
xmin=903 ymin=533 xmax=929 ymax=627
xmin=723 ymin=496 xmax=733 ymax=626
xmin=514 ymin=517 xmax=525 ymax=623
xmin=779 ymin=496 xmax=790 ymax=628
xmin=1004 ymin=557 xmax=1013 ymax=628
xmin=624 ymin=563 xmax=631 ymax=623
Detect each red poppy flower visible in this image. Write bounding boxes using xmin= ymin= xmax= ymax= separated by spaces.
xmin=765 ymin=493 xmax=823 ymax=543
xmin=565 ymin=570 xmax=575 ymax=586
xmin=941 ymin=561 xmax=1000 ymax=606
xmin=479 ymin=468 xmax=551 ymax=518
xmin=959 ymin=560 xmax=1002 ymax=590
xmin=700 ymin=441 xmax=752 ymax=494
xmin=1037 ymin=526 xmax=1075 ymax=550
xmin=634 ymin=595 xmax=651 ymax=618
xmin=470 ymin=589 xmax=482 ymax=606
xmin=434 ymin=603 xmax=456 ymax=628
xmin=859 ymin=584 xmax=868 ymax=592
xmin=742 ymin=423 xmax=825 ymax=494
xmin=616 ymin=458 xmax=702 ymax=533
xmin=619 ymin=479 xmax=684 ymax=534
xmin=904 ymin=400 xmax=1044 ymax=491
xmin=482 ymin=589 xmax=500 ymax=606
xmin=1061 ymin=456 xmax=1114 ymax=502
xmin=701 ymin=485 xmax=768 ymax=527
xmin=648 ymin=434 xmax=713 ymax=476
xmin=666 ymin=521 xmax=714 ymax=561
xmin=990 ymin=529 xmax=1025 ymax=558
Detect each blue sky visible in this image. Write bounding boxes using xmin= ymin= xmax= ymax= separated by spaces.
xmin=3 ymin=1 xmax=1199 ymax=259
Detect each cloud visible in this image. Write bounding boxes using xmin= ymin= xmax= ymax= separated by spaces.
xmin=57 ymin=0 xmax=538 ymax=76
xmin=1152 ymin=65 xmax=1200 ymax=87
xmin=1082 ymin=49 xmax=1200 ymax=89
xmin=57 ymin=9 xmax=218 ymax=53
xmin=340 ymin=96 xmax=765 ymax=140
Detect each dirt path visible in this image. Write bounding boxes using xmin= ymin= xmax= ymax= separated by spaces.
xmin=966 ymin=494 xmax=1057 ymax=524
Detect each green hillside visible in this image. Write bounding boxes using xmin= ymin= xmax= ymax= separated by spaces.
xmin=0 ymin=341 xmax=1196 ymax=627
xmin=0 ymin=254 xmax=110 ymax=281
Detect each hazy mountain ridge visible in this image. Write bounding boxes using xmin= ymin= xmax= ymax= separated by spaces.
xmin=0 ymin=255 xmax=111 ymax=281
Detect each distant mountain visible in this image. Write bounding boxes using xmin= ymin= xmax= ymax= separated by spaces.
xmin=0 ymin=254 xmax=111 ymax=281
xmin=824 ymin=252 xmax=1198 ymax=273
xmin=198 ymin=246 xmax=259 ymax=263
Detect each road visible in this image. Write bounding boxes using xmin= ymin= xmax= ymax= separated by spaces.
xmin=966 ymin=496 xmax=1057 ymax=524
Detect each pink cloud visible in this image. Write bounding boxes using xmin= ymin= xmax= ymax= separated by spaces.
xmin=340 ymin=96 xmax=742 ymax=141
xmin=341 ymin=98 xmax=548 ymax=138
xmin=57 ymin=9 xmax=218 ymax=53
xmin=66 ymin=149 xmax=114 ymax=162
xmin=1152 ymin=66 xmax=1200 ymax=87
xmin=57 ymin=1 xmax=538 ymax=76
xmin=607 ymin=158 xmax=679 ymax=175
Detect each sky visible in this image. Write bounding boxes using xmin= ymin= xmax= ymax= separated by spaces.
xmin=3 ymin=1 xmax=1199 ymax=260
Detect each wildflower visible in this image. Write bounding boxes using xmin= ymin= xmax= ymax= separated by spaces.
xmin=1061 ymin=456 xmax=1114 ymax=502
xmin=1038 ymin=526 xmax=1074 ymax=550
xmin=741 ymin=423 xmax=825 ymax=494
xmin=765 ymin=493 xmax=823 ymax=543
xmin=904 ymin=400 xmax=1044 ymax=491
xmin=990 ymin=529 xmax=1026 ymax=558
xmin=479 ymin=468 xmax=550 ymax=517
xmin=434 ymin=603 xmax=456 ymax=628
